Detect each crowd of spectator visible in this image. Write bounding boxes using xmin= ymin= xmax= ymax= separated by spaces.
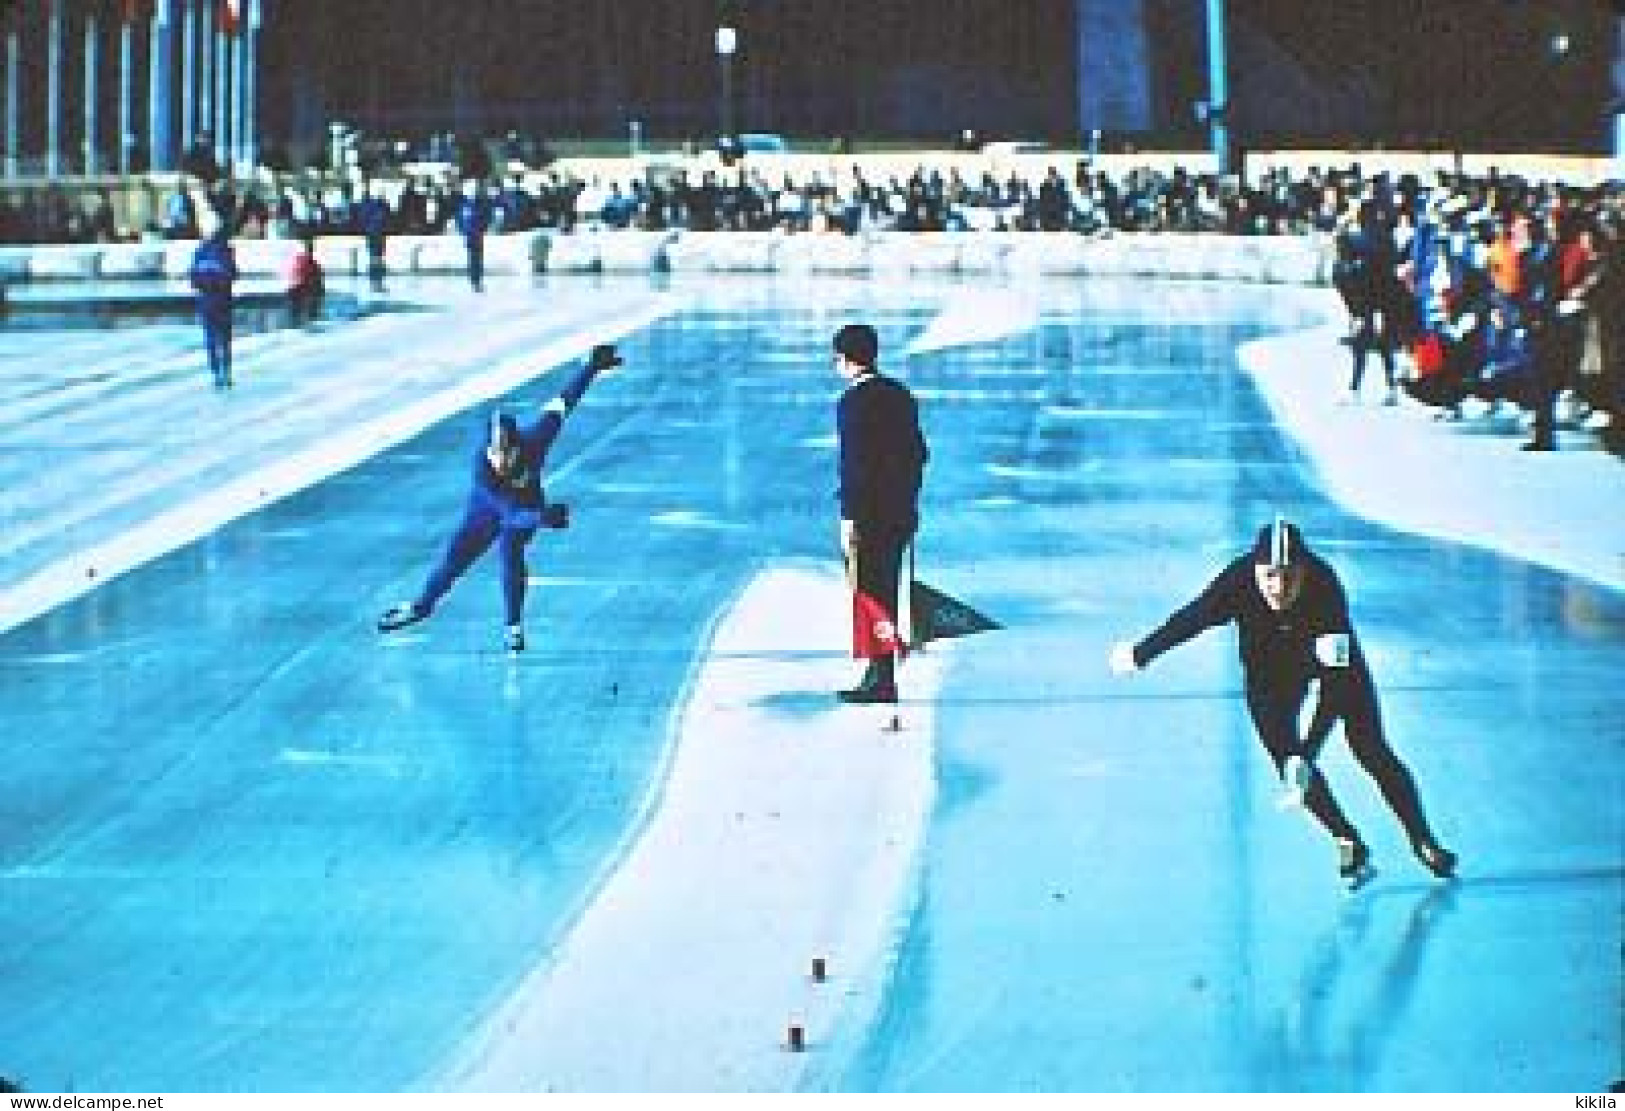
xmin=198 ymin=162 xmax=1478 ymax=240
xmin=0 ymin=155 xmax=1619 ymax=453
xmin=1326 ymin=171 xmax=1622 ymax=454
xmin=1 ymin=156 xmax=1618 ymax=245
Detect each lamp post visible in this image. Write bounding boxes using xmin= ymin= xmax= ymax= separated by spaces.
xmin=1204 ymin=0 xmax=1228 ymax=176
xmin=715 ymin=24 xmax=737 ymax=152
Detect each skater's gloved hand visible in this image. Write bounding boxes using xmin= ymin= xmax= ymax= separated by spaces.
xmin=588 ymin=343 xmax=624 ymax=372
xmin=540 ymin=502 xmax=570 ymax=529
xmin=1107 ymin=642 xmax=1140 ymax=676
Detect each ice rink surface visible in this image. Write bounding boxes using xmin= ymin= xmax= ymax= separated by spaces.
xmin=0 ymin=272 xmax=1618 ymax=1093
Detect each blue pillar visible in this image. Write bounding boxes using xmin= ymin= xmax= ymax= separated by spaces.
xmin=198 ymin=0 xmax=212 ymax=149
xmin=4 ymin=20 xmax=19 ymax=177
xmin=181 ymin=0 xmax=196 ymax=154
xmin=119 ymin=16 xmax=136 ymax=174
xmin=83 ymin=11 xmax=99 ymax=175
xmin=244 ymin=0 xmax=261 ymax=169
xmin=47 ymin=0 xmax=63 ymax=178
xmin=150 ymin=0 xmax=175 ymax=171
xmin=214 ymin=20 xmax=228 ymax=165
xmin=1206 ymin=0 xmax=1228 ymax=175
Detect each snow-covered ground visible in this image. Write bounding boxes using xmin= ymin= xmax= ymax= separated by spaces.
xmin=1239 ymin=292 xmax=1623 ymax=592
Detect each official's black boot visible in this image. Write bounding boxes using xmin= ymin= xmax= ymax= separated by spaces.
xmin=838 ymin=655 xmax=897 ymax=704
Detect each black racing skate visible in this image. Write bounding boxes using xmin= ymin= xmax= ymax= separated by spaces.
xmin=378 ymin=601 xmax=430 ymax=632
xmin=505 ymin=625 xmax=526 ymax=654
xmin=1337 ymin=838 xmax=1376 ymax=892
xmin=1412 ymin=839 xmax=1458 ymax=880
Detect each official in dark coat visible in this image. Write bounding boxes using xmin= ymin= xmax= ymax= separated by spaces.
xmin=833 ymin=323 xmax=928 ymax=703
xmin=1109 ymin=519 xmax=1457 ymax=886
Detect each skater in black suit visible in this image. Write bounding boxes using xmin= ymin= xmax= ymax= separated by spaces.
xmin=378 ymin=343 xmax=623 ymax=652
xmin=833 ymin=323 xmax=928 ymax=704
xmin=1108 ymin=518 xmax=1457 ymax=887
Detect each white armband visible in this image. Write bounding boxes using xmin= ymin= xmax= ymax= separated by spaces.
xmin=1314 ymin=633 xmax=1351 ymax=668
xmin=542 ymin=398 xmax=568 ymax=417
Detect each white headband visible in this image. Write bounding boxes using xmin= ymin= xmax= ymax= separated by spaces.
xmin=1270 ymin=515 xmax=1292 ymax=568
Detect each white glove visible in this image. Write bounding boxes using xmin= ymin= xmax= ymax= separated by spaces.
xmin=1313 ymin=633 xmax=1351 ymax=668
xmin=1108 ymin=642 xmax=1140 ymax=676
xmin=1275 ymin=754 xmax=1313 ymax=811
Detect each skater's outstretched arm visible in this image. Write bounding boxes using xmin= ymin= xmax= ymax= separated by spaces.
xmin=1115 ymin=562 xmax=1246 ymax=672
xmin=530 ymin=343 xmax=624 ymax=449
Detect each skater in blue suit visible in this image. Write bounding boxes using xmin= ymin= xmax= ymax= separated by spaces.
xmin=378 ymin=342 xmax=623 ymax=651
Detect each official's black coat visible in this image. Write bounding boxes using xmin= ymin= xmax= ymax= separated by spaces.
xmin=836 ymin=372 xmax=928 ymax=538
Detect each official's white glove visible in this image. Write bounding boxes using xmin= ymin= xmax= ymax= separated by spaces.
xmin=1108 ymin=642 xmax=1140 ymax=676
xmin=1313 ymin=633 xmax=1351 ymax=668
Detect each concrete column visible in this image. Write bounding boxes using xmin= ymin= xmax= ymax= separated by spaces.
xmin=198 ymin=0 xmax=212 ymax=146
xmin=4 ymin=22 xmax=19 ymax=177
xmin=47 ymin=0 xmax=63 ymax=178
xmin=83 ymin=11 xmax=100 ymax=175
xmin=227 ymin=31 xmax=239 ymax=170
xmin=119 ymin=15 xmax=135 ymax=174
xmin=242 ymin=0 xmax=260 ymax=170
xmin=1205 ymin=0 xmax=1229 ymax=175
xmin=231 ymin=19 xmax=248 ymax=172
xmin=181 ymin=0 xmax=195 ymax=151
xmin=150 ymin=0 xmax=175 ymax=171
xmin=214 ymin=21 xmax=228 ymax=164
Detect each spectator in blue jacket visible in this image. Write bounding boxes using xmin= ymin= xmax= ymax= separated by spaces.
xmin=357 ymin=185 xmax=391 ymax=294
xmin=1474 ymin=301 xmax=1536 ymax=411
xmin=455 ymin=180 xmax=492 ymax=291
xmin=187 ymin=227 xmax=238 ymax=389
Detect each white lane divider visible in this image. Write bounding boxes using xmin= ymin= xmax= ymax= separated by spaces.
xmin=437 ymin=564 xmax=943 ymax=1093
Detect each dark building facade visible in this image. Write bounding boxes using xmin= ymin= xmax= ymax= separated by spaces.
xmin=259 ymin=0 xmax=1079 ymax=157
xmin=259 ymin=0 xmax=1617 ymax=159
xmin=0 ymin=1 xmax=1616 ymax=178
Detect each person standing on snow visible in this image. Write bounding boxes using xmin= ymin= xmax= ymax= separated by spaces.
xmin=833 ymin=323 xmax=928 ymax=704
